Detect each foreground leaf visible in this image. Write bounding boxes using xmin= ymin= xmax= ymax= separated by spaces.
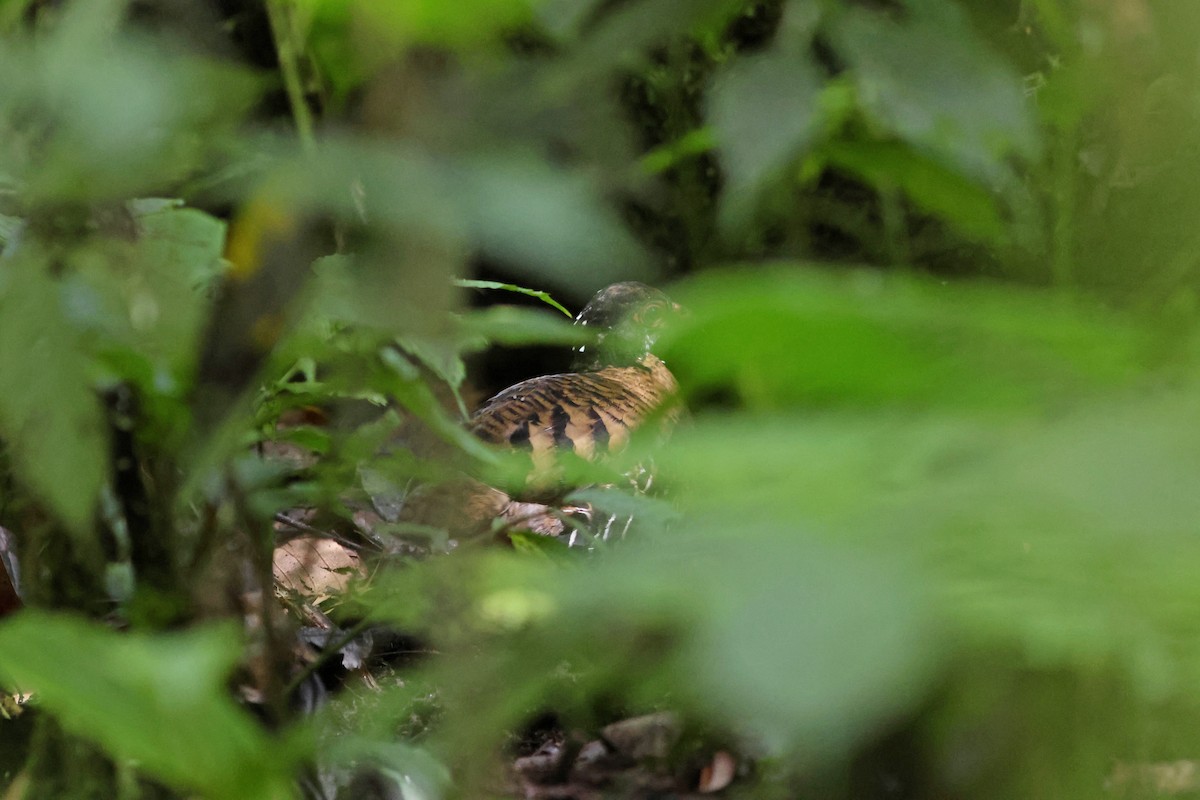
xmin=661 ymin=266 xmax=1148 ymax=410
xmin=0 ymin=612 xmax=298 ymax=799
xmin=709 ymin=46 xmax=824 ymax=225
xmin=0 ymin=254 xmax=108 ymax=538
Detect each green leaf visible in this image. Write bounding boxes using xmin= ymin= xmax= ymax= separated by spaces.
xmin=252 ymin=141 xmax=652 ymax=294
xmin=639 ymin=127 xmax=717 ymax=175
xmin=508 ymin=531 xmax=573 ymax=557
xmin=661 ymin=267 xmax=1147 ymax=411
xmin=564 ymin=486 xmax=680 ymax=530
xmin=454 ymin=279 xmax=573 ymax=317
xmin=456 ymin=306 xmax=591 ymax=349
xmin=0 ymin=254 xmax=108 ymax=538
xmin=567 ymin=0 xmax=740 ymax=72
xmin=48 ymin=203 xmax=225 ymax=450
xmin=297 ymin=0 xmax=535 ymax=88
xmin=0 ymin=2 xmax=259 ymax=205
xmin=0 ymin=612 xmax=297 ymax=799
xmin=446 ymin=154 xmax=653 ymax=288
xmin=525 ymin=528 xmax=934 ymax=754
xmin=130 ymin=203 xmax=228 ymax=376
xmin=708 ymin=47 xmax=824 ymax=224
xmin=399 ymin=333 xmax=468 ymax=391
xmin=829 ymin=0 xmax=1039 ymax=182
xmin=657 ymin=385 xmax=1200 ymax=700
xmin=321 ymin=739 xmax=451 ymax=800
xmin=535 ymin=0 xmax=606 ymax=40
xmin=378 ymin=348 xmax=497 ymax=461
xmin=678 ymin=533 xmax=933 ymax=752
xmin=821 ymin=140 xmax=1005 ymax=242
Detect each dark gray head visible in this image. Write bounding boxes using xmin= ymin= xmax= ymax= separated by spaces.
xmin=572 ymin=281 xmax=677 ymax=370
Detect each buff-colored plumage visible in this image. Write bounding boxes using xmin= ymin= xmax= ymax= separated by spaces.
xmin=470 ymin=354 xmax=678 ymax=471
xmin=403 ymin=282 xmax=679 ymax=539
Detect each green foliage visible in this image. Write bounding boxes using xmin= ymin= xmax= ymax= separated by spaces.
xmin=0 ymin=0 xmax=255 ymax=205
xmin=2 ymin=0 xmax=1200 ymax=798
xmin=0 ymin=251 xmax=109 ymax=540
xmin=0 ymin=613 xmax=297 ymax=799
xmin=708 ymin=44 xmax=824 ymax=224
xmin=661 ymin=267 xmax=1149 ymax=410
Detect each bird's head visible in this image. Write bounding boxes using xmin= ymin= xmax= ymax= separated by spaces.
xmin=572 ymin=281 xmax=679 ymax=370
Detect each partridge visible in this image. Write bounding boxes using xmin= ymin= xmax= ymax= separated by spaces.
xmin=401 ymin=282 xmax=680 ymax=540
xmin=471 ymin=281 xmax=680 ymax=473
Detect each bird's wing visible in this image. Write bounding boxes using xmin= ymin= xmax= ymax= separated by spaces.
xmin=470 ymin=358 xmax=678 ymax=464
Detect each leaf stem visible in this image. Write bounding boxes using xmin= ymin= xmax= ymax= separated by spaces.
xmin=266 ymin=0 xmax=317 ymax=155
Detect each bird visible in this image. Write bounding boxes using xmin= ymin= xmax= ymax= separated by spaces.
xmin=397 ymin=282 xmax=681 ymax=541
xmin=470 ymin=281 xmax=680 ymax=476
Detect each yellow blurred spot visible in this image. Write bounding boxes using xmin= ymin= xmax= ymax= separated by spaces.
xmin=250 ymin=312 xmax=286 ymax=350
xmin=225 ymin=198 xmax=298 ymax=282
xmin=479 ymin=587 xmax=555 ymax=629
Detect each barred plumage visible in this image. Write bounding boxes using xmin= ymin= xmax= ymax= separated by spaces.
xmin=402 ymin=282 xmax=680 ymax=539
xmin=470 ymin=355 xmax=678 ymax=471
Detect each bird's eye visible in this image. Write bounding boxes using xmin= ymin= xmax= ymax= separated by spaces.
xmin=635 ymin=302 xmax=666 ymax=326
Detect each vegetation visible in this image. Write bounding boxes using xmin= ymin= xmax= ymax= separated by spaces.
xmin=1 ymin=0 xmax=1200 ymax=797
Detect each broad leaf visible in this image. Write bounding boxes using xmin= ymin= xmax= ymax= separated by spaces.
xmin=0 ymin=254 xmax=108 ymax=538
xmin=709 ymin=46 xmax=824 ymax=224
xmin=661 ymin=267 xmax=1147 ymax=410
xmin=821 ymin=140 xmax=1005 ymax=242
xmin=0 ymin=612 xmax=298 ymax=799
xmin=829 ymin=0 xmax=1038 ymax=182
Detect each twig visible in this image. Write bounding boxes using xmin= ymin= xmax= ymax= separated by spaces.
xmin=273 ymin=511 xmax=379 ymax=552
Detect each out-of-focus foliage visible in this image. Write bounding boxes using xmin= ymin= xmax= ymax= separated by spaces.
xmin=0 ymin=613 xmax=298 ymax=799
xmin=1 ymin=0 xmax=1200 ymax=798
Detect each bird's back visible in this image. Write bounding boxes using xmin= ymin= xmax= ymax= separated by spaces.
xmin=470 ymin=354 xmax=678 ymax=471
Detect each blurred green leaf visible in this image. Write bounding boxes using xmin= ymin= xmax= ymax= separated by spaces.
xmin=321 ymin=739 xmax=451 ymax=800
xmin=822 ymin=140 xmax=1005 ymax=242
xmin=0 ymin=1 xmax=37 ymax=34
xmin=0 ymin=2 xmax=259 ymax=204
xmin=0 ymin=612 xmax=297 ymax=799
xmin=535 ymin=0 xmax=605 ymax=39
xmin=399 ymin=333 xmax=468 ymax=390
xmin=568 ymin=0 xmax=741 ymax=71
xmin=456 ymin=305 xmax=591 ymax=348
xmin=829 ymin=0 xmax=1038 ymax=182
xmin=675 ymin=532 xmax=933 ymax=752
xmin=709 ymin=46 xmax=824 ymax=224
xmin=362 ymin=0 xmax=534 ymax=47
xmin=297 ymin=0 xmax=534 ymax=95
xmin=254 ymin=141 xmax=651 ymax=292
xmin=915 ymin=393 xmax=1200 ymax=693
xmin=424 ymin=528 xmax=934 ymax=758
xmin=0 ymin=252 xmax=108 ymax=538
xmin=378 ymin=348 xmax=497 ymax=460
xmin=565 ymin=485 xmax=680 ymax=530
xmin=640 ymin=127 xmax=717 ymax=175
xmin=127 ymin=203 xmax=227 ymax=375
xmin=657 ymin=386 xmax=1200 ymax=701
xmin=446 ymin=154 xmax=653 ymax=288
xmin=662 ymin=267 xmax=1147 ymax=410
xmin=45 ymin=202 xmax=225 ymax=449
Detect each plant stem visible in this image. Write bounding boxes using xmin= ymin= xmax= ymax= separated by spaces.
xmin=265 ymin=0 xmax=317 ymax=155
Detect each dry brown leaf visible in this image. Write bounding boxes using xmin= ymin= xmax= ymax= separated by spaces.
xmin=273 ymin=535 xmax=363 ymax=603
